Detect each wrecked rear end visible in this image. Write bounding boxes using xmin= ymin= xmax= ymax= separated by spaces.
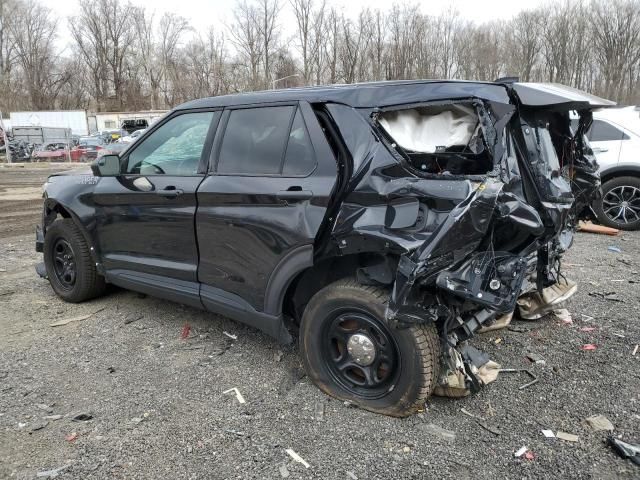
xmin=321 ymin=81 xmax=610 ymax=396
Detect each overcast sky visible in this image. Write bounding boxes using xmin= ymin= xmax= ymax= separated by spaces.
xmin=50 ymin=0 xmax=558 ymax=52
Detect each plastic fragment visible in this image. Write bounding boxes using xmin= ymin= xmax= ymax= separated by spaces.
xmin=581 ymin=344 xmax=597 ymax=351
xmin=579 ymin=327 xmax=596 ymax=332
xmin=223 ymin=331 xmax=237 ymax=340
xmin=556 ymin=431 xmax=579 ymax=442
xmin=65 ymin=432 xmax=78 ymax=442
xmin=586 ymin=414 xmax=614 ymax=431
xmin=180 ymin=323 xmax=191 ymax=339
xmin=633 ymin=345 xmax=639 ymax=356
xmin=524 ymin=451 xmax=535 ymax=460
xmin=607 ymin=436 xmax=640 ymax=466
xmin=223 ymin=387 xmax=246 ymax=404
xmin=541 ymin=430 xmax=555 ymax=438
xmin=607 ymin=246 xmax=622 ymax=253
xmin=285 ymin=448 xmax=310 ymax=468
xmin=514 ymin=446 xmax=528 ymax=457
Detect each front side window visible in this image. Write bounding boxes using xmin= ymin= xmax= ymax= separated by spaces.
xmin=126 ymin=112 xmax=215 ymax=175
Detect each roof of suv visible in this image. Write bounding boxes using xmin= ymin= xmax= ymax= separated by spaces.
xmin=176 ymin=79 xmax=615 ymax=111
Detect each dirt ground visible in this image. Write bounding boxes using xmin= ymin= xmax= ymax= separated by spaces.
xmin=0 ymin=164 xmax=639 ymax=479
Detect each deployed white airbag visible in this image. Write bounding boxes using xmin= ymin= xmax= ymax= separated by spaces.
xmin=379 ymin=105 xmax=478 ymax=153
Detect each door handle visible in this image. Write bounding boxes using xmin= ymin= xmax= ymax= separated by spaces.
xmin=157 ymin=188 xmax=183 ymax=198
xmin=276 ymin=189 xmax=313 ymax=201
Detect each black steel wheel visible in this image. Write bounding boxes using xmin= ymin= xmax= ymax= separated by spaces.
xmin=43 ymin=219 xmax=106 ymax=303
xmin=300 ymin=278 xmax=440 ymax=417
xmin=51 ymin=238 xmax=77 ymax=289
xmin=323 ymin=309 xmax=400 ymax=399
xmin=594 ymin=176 xmax=640 ymax=231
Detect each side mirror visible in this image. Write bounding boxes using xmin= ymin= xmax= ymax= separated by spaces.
xmin=91 ymin=154 xmax=121 ymax=177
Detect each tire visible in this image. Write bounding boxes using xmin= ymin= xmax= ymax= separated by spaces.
xmin=299 ymin=278 xmax=440 ymax=417
xmin=43 ymin=219 xmax=106 ymax=302
xmin=593 ymin=176 xmax=640 ymax=231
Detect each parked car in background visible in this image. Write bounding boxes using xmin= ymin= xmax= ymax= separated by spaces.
xmin=121 ymin=119 xmax=148 ymax=134
xmin=73 ymin=137 xmax=104 ymax=161
xmin=32 ymin=143 xmax=71 ymax=162
xmin=578 ymin=107 xmax=640 ymax=230
xmin=97 ymin=142 xmax=129 ymax=157
xmin=118 ymin=128 xmax=146 ymax=144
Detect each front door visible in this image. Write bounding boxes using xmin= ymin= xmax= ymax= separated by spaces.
xmin=93 ymin=110 xmax=219 ymax=286
xmin=196 ymin=102 xmax=338 ymax=315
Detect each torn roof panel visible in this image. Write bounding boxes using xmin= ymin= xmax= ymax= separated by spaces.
xmin=513 ymin=83 xmax=616 ymax=109
xmin=378 ymin=105 xmax=478 ymax=154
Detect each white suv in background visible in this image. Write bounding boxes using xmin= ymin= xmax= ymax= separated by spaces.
xmin=582 ymin=107 xmax=640 ymax=230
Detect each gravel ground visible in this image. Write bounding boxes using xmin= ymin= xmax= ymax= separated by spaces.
xmin=0 ymin=165 xmax=639 ymax=479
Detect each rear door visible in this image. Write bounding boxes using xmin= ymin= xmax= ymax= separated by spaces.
xmin=93 ymin=110 xmax=219 ymax=288
xmin=196 ymin=101 xmax=337 ymax=314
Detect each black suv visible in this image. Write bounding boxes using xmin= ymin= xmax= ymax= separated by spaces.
xmin=37 ymin=80 xmax=608 ymax=416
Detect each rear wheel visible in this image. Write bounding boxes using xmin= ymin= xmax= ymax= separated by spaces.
xmin=593 ymin=176 xmax=640 ymax=230
xmin=44 ymin=219 xmax=106 ymax=302
xmin=300 ymin=278 xmax=439 ymax=417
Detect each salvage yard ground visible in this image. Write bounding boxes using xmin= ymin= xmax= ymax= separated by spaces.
xmin=0 ymin=164 xmax=639 ymax=479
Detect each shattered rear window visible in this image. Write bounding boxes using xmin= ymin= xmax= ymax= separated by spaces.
xmin=378 ymin=104 xmax=492 ymax=176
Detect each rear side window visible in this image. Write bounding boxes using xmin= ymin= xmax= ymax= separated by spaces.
xmin=283 ymin=109 xmax=316 ymax=176
xmin=217 ymin=106 xmax=316 ymax=176
xmin=588 ymin=120 xmax=628 ymax=141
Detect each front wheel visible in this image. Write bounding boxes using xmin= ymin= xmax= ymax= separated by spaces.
xmin=43 ymin=219 xmax=106 ymax=302
xmin=300 ymin=278 xmax=440 ymax=417
xmin=593 ymin=176 xmax=640 ymax=230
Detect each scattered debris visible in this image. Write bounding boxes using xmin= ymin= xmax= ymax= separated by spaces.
xmin=314 ymin=401 xmax=325 ymax=421
xmin=607 ymin=246 xmax=622 ymax=253
xmin=581 ymin=344 xmax=598 ymax=351
xmin=224 ymin=429 xmax=245 ymax=436
xmin=514 ymin=446 xmax=528 ymax=457
xmin=30 ymin=421 xmax=48 ymax=432
xmin=494 ymin=337 xmax=502 ymax=344
xmin=180 ymin=323 xmax=191 ymax=339
xmin=633 ymin=345 xmax=639 ymax=356
xmin=460 ymin=408 xmax=483 ymax=420
xmin=476 ymin=421 xmax=501 ymax=436
xmin=49 ymin=308 xmax=105 ymax=327
xmin=607 ymin=436 xmax=640 ymax=466
xmin=579 ymin=327 xmax=597 ymax=332
xmin=223 ymin=331 xmax=238 ymax=340
xmin=499 ymin=368 xmax=539 ymax=390
xmin=577 ymin=222 xmax=619 ymax=236
xmin=124 ymin=314 xmax=143 ymax=325
xmin=131 ymin=412 xmax=149 ymax=425
xmin=588 ymin=291 xmax=624 ymax=303
xmin=581 ymin=314 xmax=595 ymax=322
xmin=223 ymin=387 xmax=246 ymax=404
xmin=107 ymin=366 xmax=116 ymax=373
xmin=541 ymin=430 xmax=555 ymax=438
xmin=274 ymin=350 xmax=284 ymax=362
xmin=285 ymin=448 xmax=310 ymax=468
xmin=0 ymin=290 xmax=14 ymax=297
xmin=524 ymin=451 xmax=536 ymax=461
xmin=35 ymin=403 xmax=53 ymax=413
xmin=422 ymin=423 xmax=456 ymax=442
xmin=586 ymin=415 xmax=614 ymax=431
xmin=44 ymin=414 xmax=62 ymax=421
xmin=556 ymin=431 xmax=579 ymax=442
xmin=507 ymin=325 xmax=532 ymax=333
xmin=617 ymin=257 xmax=633 ymax=266
xmin=72 ymin=413 xmax=93 ymax=422
xmin=36 ymin=465 xmax=69 ymax=478
xmin=553 ymin=309 xmax=573 ymax=325
xmin=279 ymin=465 xmax=290 ymax=478
xmin=346 ymin=472 xmax=358 ymax=480
xmin=65 ymin=432 xmax=78 ymax=442
xmin=526 ymin=353 xmax=546 ymax=366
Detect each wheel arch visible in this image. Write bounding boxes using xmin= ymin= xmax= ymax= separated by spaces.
xmin=281 ymin=252 xmax=399 ymax=324
xmin=43 ymin=199 xmax=99 ymax=266
xmin=600 ymin=165 xmax=640 ymax=184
